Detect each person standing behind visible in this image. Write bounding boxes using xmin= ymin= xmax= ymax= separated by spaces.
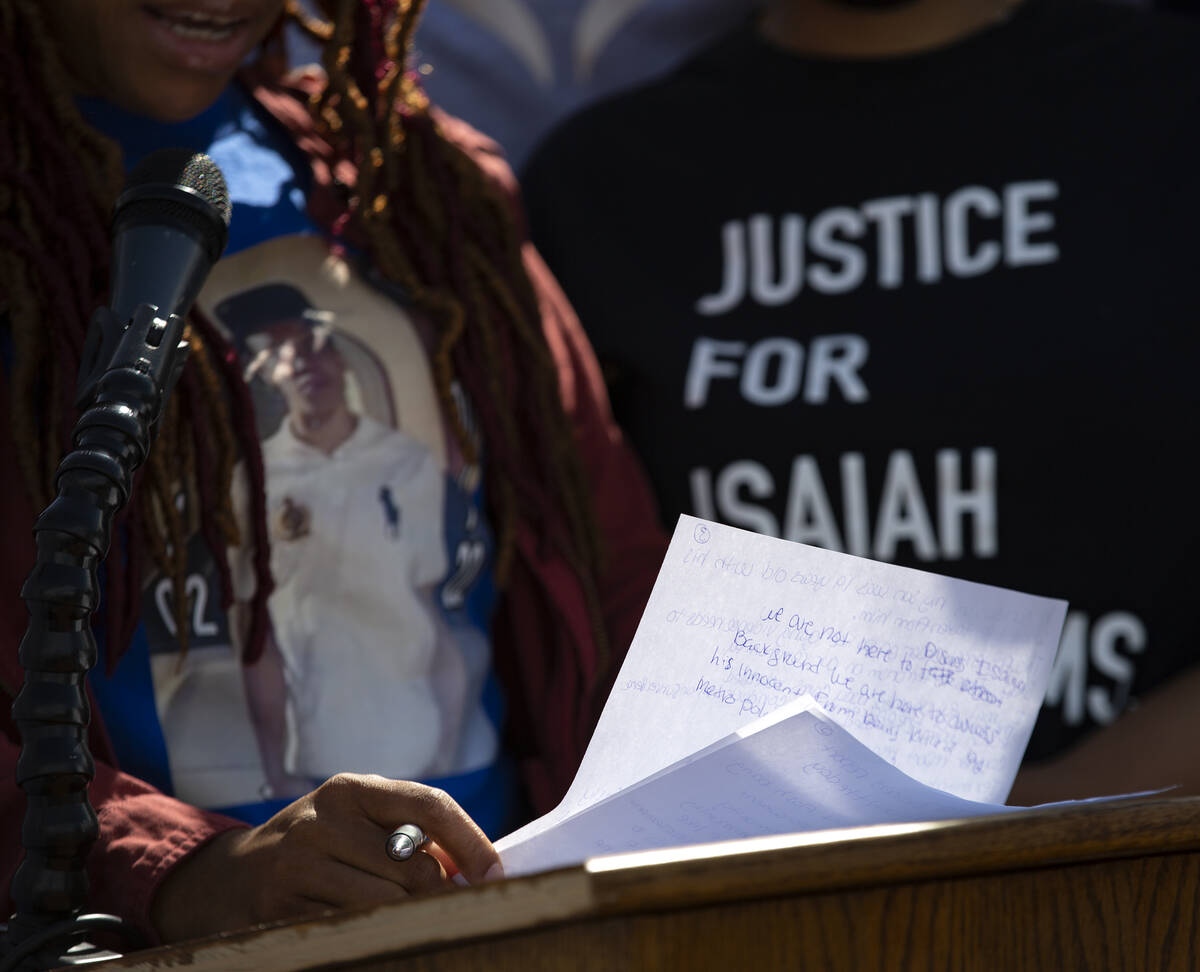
xmin=521 ymin=0 xmax=1200 ymax=803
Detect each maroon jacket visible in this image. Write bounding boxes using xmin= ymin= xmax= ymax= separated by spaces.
xmin=0 ymin=91 xmax=666 ymax=940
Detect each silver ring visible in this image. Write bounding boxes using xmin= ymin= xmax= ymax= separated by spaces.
xmin=386 ymin=823 xmax=427 ymax=862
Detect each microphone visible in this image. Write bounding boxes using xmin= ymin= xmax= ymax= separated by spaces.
xmin=4 ymin=151 xmax=233 ymax=968
xmin=108 ymin=147 xmax=232 ymax=325
xmin=77 ymin=150 xmax=231 ymax=407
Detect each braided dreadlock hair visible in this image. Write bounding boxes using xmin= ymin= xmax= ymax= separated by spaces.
xmin=286 ymin=0 xmax=608 ymax=660
xmin=0 ymin=0 xmax=258 ymax=667
xmin=0 ymin=0 xmax=606 ymax=674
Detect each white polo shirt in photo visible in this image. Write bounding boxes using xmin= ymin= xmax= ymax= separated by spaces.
xmin=261 ymin=414 xmax=455 ymax=780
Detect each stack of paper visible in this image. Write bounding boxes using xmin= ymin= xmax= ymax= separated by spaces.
xmin=497 ymin=516 xmax=1071 ymax=876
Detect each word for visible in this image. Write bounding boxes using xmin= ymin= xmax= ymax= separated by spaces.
xmin=684 ymin=334 xmax=867 ymax=409
xmin=690 ymin=447 xmax=998 ymax=562
xmin=695 ymin=180 xmax=1059 ymax=315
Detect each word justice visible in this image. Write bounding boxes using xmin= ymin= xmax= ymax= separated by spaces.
xmin=696 ymin=180 xmax=1060 ymax=314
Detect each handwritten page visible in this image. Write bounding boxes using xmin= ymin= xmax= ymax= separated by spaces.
xmin=501 ymin=517 xmax=1066 ymax=852
xmin=498 ymin=696 xmax=1028 ymax=877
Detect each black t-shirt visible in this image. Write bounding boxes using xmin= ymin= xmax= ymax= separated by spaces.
xmin=522 ymin=0 xmax=1200 ymax=762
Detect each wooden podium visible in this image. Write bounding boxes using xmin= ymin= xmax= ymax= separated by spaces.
xmin=96 ymin=795 xmax=1200 ymax=971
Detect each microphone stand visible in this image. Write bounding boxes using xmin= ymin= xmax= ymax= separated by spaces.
xmin=1 ymin=303 xmax=190 ymax=970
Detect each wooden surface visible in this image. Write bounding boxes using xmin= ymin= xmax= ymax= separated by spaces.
xmin=91 ymin=795 xmax=1200 ymax=971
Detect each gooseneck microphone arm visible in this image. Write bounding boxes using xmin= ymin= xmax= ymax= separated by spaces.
xmin=2 ymin=305 xmax=188 ymax=970
xmin=1 ymin=150 xmax=230 ymax=971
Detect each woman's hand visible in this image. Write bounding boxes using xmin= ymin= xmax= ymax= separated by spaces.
xmin=263 ymin=772 xmax=319 ymax=801
xmin=150 ymin=773 xmax=503 ymax=943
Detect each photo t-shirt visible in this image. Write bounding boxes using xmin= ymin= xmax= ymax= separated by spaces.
xmin=81 ymin=84 xmax=516 ymax=834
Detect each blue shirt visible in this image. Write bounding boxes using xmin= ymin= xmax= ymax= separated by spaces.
xmin=81 ymin=85 xmax=516 ymax=835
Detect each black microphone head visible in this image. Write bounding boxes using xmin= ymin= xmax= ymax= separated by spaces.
xmin=114 ymin=149 xmax=231 ymax=265
xmin=108 ymin=149 xmax=232 ymax=325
